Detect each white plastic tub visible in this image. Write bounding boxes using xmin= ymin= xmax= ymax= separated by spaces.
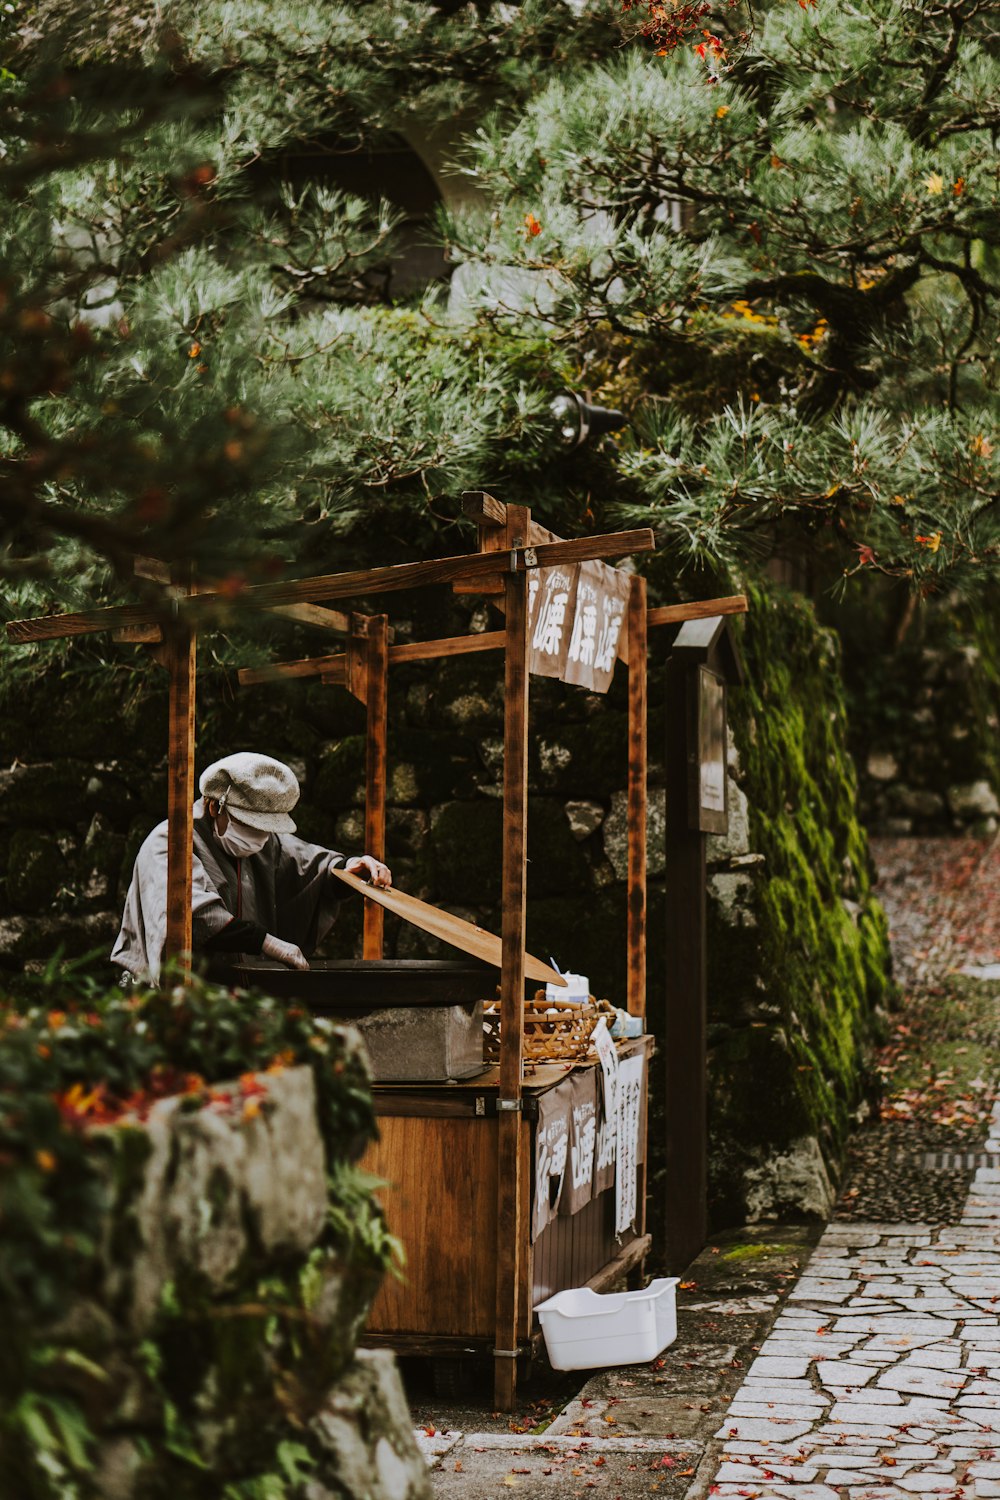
xmin=535 ymin=1277 xmax=679 ymax=1371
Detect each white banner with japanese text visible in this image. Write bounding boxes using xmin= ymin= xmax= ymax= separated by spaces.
xmin=526 ymin=558 xmax=630 ymax=694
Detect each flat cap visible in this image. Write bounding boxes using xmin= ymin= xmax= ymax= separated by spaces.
xmin=199 ymin=752 xmax=299 ymax=833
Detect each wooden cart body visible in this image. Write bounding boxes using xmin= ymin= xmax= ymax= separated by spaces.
xmin=362 ymin=1043 xmax=652 ymax=1360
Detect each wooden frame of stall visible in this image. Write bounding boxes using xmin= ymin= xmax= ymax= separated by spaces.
xmin=5 ymin=495 xmax=747 ymax=1410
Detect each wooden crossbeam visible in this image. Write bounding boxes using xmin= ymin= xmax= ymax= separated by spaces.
xmin=6 ymin=530 xmax=655 ymax=645
xmin=236 ymin=596 xmax=745 ymax=689
xmin=134 ymin=556 xmax=354 ymax=636
xmin=268 ymin=602 xmax=355 ymax=635
xmin=239 ymin=630 xmax=507 ymax=687
xmin=647 ymin=594 xmax=747 ymax=628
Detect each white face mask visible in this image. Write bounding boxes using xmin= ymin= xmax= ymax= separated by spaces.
xmin=216 ymin=816 xmax=270 ymax=859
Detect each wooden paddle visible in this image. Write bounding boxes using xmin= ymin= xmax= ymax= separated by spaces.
xmin=330 ymin=868 xmax=567 ymax=987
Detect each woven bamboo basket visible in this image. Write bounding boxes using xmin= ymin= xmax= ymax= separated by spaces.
xmin=483 ymin=991 xmax=616 ymax=1065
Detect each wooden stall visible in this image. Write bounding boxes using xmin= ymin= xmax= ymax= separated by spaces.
xmin=5 ymin=493 xmax=747 ymax=1409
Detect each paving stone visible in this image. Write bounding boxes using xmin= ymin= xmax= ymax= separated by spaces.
xmin=876 ymin=1367 xmax=968 ymax=1398
xmin=834 ymin=1317 xmax=959 ymax=1336
xmin=715 ymin=1418 xmax=815 ymax=1441
xmin=894 ymin=1476 xmax=961 ymax=1492
xmin=746 ymin=1357 xmax=814 ymax=1381
xmin=815 ymin=1361 xmax=878 ymax=1388
xmin=728 ymin=1401 xmax=831 ymax=1419
xmin=895 ymin=1348 xmax=965 ymax=1369
xmin=839 ymin=1487 xmax=913 ymax=1498
xmin=415 ymin=1430 xmax=463 ymax=1467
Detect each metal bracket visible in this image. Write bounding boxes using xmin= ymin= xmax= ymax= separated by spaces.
xmin=474 ymin=1097 xmax=486 ymax=1117
xmin=495 ymin=1098 xmax=523 ymax=1113
xmin=510 ymin=535 xmax=524 ymax=572
xmin=492 ymin=1348 xmax=521 ymax=1359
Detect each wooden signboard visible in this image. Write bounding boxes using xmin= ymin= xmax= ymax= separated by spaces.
xmin=329 ymin=868 xmax=566 ymax=988
xmin=690 ymin=665 xmax=728 ymax=835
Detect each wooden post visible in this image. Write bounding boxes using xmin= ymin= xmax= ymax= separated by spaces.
xmin=164 ymin=619 xmax=196 ymax=972
xmin=493 ymin=503 xmax=531 ymax=1412
xmin=627 ymin=576 xmax=648 ymax=1020
xmin=363 ymin=614 xmax=389 ymax=960
xmin=662 ymin=653 xmax=708 ymax=1273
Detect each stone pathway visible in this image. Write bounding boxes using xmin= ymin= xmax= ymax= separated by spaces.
xmin=415 ymin=839 xmax=1000 ymax=1496
xmin=703 ymin=1099 xmax=1000 ymax=1500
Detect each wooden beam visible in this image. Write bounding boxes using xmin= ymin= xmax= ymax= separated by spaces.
xmin=345 ymin=615 xmax=369 ymax=705
xmin=647 ymin=594 xmax=747 ymax=629
xmin=363 ymin=615 xmax=389 ymax=961
xmin=239 ymin=629 xmax=507 ymax=687
xmin=164 ymin=621 xmax=196 ymax=973
xmin=267 ymin=602 xmax=353 ymax=635
xmin=389 ymin=631 xmax=505 ymax=664
xmin=456 ymin=492 xmax=508 ymax=595
xmin=245 ymin=653 xmax=346 ymax=686
xmin=134 ymin=557 xmax=352 ymax=634
xmin=327 ymin=869 xmax=564 ymax=985
xmin=139 ymin=557 xmax=353 ymax=634
xmin=662 ymin=654 xmax=708 ymax=1273
xmin=493 ymin=503 xmax=531 ymax=1413
xmin=626 ymin=575 xmax=647 ymax=1021
xmin=7 ymin=529 xmax=656 ymax=644
xmin=112 ymin=624 xmax=163 ymax=644
xmin=134 ymin=555 xmax=170 ymax=584
xmin=462 ymin=490 xmax=507 ymax=527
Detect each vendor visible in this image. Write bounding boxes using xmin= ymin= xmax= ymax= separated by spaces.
xmin=111 ymin=752 xmax=391 ymax=984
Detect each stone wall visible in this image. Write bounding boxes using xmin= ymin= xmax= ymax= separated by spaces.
xmin=837 ymin=598 xmax=1000 ymax=838
xmin=0 ymin=578 xmax=891 ymax=1226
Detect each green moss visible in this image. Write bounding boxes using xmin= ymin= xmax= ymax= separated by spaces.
xmin=710 ymin=582 xmax=892 ymax=1203
xmin=719 ymin=1241 xmax=798 ymax=1262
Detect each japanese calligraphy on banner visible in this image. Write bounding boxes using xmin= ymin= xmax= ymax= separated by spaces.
xmin=561 ymin=1069 xmax=599 ymax=1217
xmin=532 ymin=1086 xmax=569 ymax=1241
xmin=615 ymin=1052 xmax=645 ymax=1235
xmin=592 ymin=1017 xmax=619 ymax=1196
xmin=527 ymin=558 xmax=631 ymax=694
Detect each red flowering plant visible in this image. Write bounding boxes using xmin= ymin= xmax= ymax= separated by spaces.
xmin=621 ymin=0 xmax=750 ymax=61
xmin=0 ymin=965 xmax=377 ymax=1365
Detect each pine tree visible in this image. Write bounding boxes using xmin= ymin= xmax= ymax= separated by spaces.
xmin=441 ymin=0 xmax=1000 ymax=596
xmin=3 ymin=0 xmax=998 ymax=615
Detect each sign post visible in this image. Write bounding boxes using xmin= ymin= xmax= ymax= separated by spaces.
xmin=662 ymin=615 xmax=744 ymax=1273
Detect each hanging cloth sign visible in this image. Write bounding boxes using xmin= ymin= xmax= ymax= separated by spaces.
xmin=564 ymin=559 xmax=630 ymax=694
xmin=527 ymin=564 xmax=577 ymax=681
xmin=526 ymin=557 xmax=631 ymax=694
xmin=592 ymin=1017 xmax=619 ymax=1196
xmin=532 ymin=1085 xmax=570 ymax=1241
xmin=615 ymin=1051 xmax=645 ymax=1235
xmin=560 ymin=1068 xmax=599 ymax=1217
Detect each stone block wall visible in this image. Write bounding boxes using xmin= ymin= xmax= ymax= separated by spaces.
xmin=854 ymin=640 xmax=1000 ymax=836
xmin=837 ymin=598 xmax=1000 ymax=837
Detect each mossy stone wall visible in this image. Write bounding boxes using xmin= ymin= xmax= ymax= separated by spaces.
xmin=694 ymin=585 xmax=891 ymax=1223
xmin=0 ymin=578 xmax=890 ymax=1225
